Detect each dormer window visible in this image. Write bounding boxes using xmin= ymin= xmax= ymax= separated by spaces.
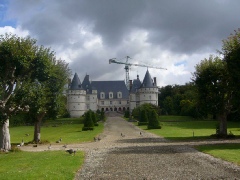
xmin=109 ymin=92 xmax=113 ymax=99
xmin=117 ymin=92 xmax=122 ymax=99
xmin=100 ymin=92 xmax=105 ymax=99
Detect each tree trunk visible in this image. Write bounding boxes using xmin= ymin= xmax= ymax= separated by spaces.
xmin=0 ymin=119 xmax=11 ymax=151
xmin=216 ymin=112 xmax=227 ymax=137
xmin=34 ymin=120 xmax=41 ymax=143
xmin=33 ymin=112 xmax=45 ymax=143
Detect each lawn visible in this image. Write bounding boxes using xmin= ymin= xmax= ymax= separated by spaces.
xmin=135 ymin=116 xmax=240 ymax=140
xmin=10 ymin=118 xmax=104 ymax=144
xmin=196 ymin=144 xmax=240 ymax=166
xmin=134 ymin=115 xmax=240 ymax=166
xmin=0 ymin=117 xmax=104 ymax=179
xmin=0 ymin=150 xmax=84 ymax=180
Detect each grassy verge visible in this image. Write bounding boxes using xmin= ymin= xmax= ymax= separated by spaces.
xmin=0 ymin=117 xmax=105 ymax=179
xmin=0 ymin=150 xmax=84 ymax=180
xmin=195 ymin=144 xmax=240 ymax=166
xmin=135 ymin=116 xmax=240 ymax=165
xmin=10 ymin=118 xmax=104 ymax=144
xmin=135 ymin=116 xmax=240 ymax=140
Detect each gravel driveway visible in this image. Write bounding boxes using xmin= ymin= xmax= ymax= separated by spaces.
xmin=75 ymin=112 xmax=240 ymax=180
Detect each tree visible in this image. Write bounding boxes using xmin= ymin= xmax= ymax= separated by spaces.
xmin=222 ymin=29 xmax=240 ymax=118
xmin=0 ymin=33 xmax=70 ymax=149
xmin=26 ymin=58 xmax=70 ymax=143
xmin=138 ymin=109 xmax=148 ymax=126
xmin=0 ymin=34 xmax=40 ymax=150
xmin=148 ymin=110 xmax=161 ymax=129
xmin=193 ymin=56 xmax=232 ymax=136
xmin=82 ymin=110 xmax=94 ymax=131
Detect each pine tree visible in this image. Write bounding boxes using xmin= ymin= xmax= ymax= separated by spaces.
xmin=138 ymin=109 xmax=148 ymax=126
xmin=148 ymin=110 xmax=161 ymax=129
xmin=82 ymin=110 xmax=94 ymax=131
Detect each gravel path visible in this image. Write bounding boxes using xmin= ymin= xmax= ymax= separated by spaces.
xmin=20 ymin=112 xmax=240 ymax=179
xmin=74 ymin=113 xmax=240 ymax=180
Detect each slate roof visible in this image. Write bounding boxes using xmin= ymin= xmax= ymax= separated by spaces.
xmin=130 ymin=75 xmax=142 ymax=93
xmin=69 ymin=73 xmax=82 ymax=90
xmin=141 ymin=69 xmax=154 ymax=88
xmin=91 ymin=81 xmax=129 ymax=99
xmin=82 ymin=74 xmax=92 ymax=93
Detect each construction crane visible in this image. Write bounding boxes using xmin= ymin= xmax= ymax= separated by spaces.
xmin=109 ymin=56 xmax=167 ymax=89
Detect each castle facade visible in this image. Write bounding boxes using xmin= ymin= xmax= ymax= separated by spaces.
xmin=67 ymin=69 xmax=158 ymax=117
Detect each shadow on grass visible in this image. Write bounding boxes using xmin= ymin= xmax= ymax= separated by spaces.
xmin=196 ymin=143 xmax=240 ymax=151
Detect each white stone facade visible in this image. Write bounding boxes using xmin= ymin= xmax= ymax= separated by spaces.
xmin=67 ymin=70 xmax=158 ymax=118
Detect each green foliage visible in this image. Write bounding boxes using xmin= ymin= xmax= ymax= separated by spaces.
xmin=124 ymin=110 xmax=130 ymax=118
xmin=138 ymin=109 xmax=148 ymax=126
xmin=159 ymin=83 xmax=199 ymax=117
xmin=222 ymin=29 xmax=240 ymax=120
xmin=96 ymin=109 xmax=106 ymax=121
xmin=193 ymin=55 xmax=231 ymax=135
xmin=132 ymin=103 xmax=160 ymax=120
xmin=148 ymin=110 xmax=161 ymax=129
xmin=82 ymin=110 xmax=94 ymax=131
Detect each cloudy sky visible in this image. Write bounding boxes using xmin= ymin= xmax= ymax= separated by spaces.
xmin=1 ymin=0 xmax=240 ymax=87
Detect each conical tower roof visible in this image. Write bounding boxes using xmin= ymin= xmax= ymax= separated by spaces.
xmin=141 ymin=69 xmax=154 ymax=88
xmin=69 ymin=73 xmax=81 ymax=90
xmin=130 ymin=75 xmax=142 ymax=92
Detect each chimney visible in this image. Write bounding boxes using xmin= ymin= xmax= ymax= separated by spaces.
xmin=153 ymin=77 xmax=157 ymax=86
xmin=129 ymin=80 xmax=133 ymax=90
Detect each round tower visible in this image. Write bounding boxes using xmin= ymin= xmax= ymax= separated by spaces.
xmin=139 ymin=70 xmax=158 ymax=106
xmin=67 ymin=73 xmax=86 ymax=117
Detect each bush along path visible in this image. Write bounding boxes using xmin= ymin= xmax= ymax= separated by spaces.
xmin=74 ymin=114 xmax=240 ymax=180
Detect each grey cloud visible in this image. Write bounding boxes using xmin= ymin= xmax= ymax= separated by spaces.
xmin=6 ymin=0 xmax=240 ymax=85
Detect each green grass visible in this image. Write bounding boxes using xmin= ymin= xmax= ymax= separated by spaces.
xmin=0 ymin=117 xmax=104 ymax=179
xmin=196 ymin=144 xmax=240 ymax=166
xmin=159 ymin=115 xmax=195 ymax=121
xmin=135 ymin=116 xmax=240 ymax=140
xmin=0 ymin=150 xmax=84 ymax=180
xmin=135 ymin=116 xmax=240 ymax=165
xmin=10 ymin=118 xmax=104 ymax=144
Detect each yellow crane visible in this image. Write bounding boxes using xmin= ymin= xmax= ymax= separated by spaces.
xmin=109 ymin=56 xmax=167 ymax=89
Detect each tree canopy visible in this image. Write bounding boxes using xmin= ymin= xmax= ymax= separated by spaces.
xmin=0 ymin=33 xmax=70 ymax=149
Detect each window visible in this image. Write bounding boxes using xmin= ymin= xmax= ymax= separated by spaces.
xmin=117 ymin=92 xmax=122 ymax=98
xmin=100 ymin=92 xmax=105 ymax=99
xmin=101 ymin=101 xmax=104 ymax=105
xmin=109 ymin=92 xmax=113 ymax=99
xmin=110 ymin=101 xmax=112 ymax=105
xmin=119 ymin=101 xmax=121 ymax=104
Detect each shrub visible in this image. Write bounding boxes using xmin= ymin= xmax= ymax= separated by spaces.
xmin=148 ymin=110 xmax=161 ymax=129
xmin=82 ymin=110 xmax=94 ymax=130
xmin=138 ymin=109 xmax=148 ymax=126
xmin=124 ymin=110 xmax=130 ymax=118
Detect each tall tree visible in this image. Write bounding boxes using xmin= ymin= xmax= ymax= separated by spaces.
xmin=193 ymin=56 xmax=232 ymax=136
xmin=25 ymin=58 xmax=70 ymax=143
xmin=222 ymin=29 xmax=240 ymax=114
xmin=0 ymin=34 xmax=39 ymax=150
xmin=0 ymin=33 xmax=69 ymax=150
